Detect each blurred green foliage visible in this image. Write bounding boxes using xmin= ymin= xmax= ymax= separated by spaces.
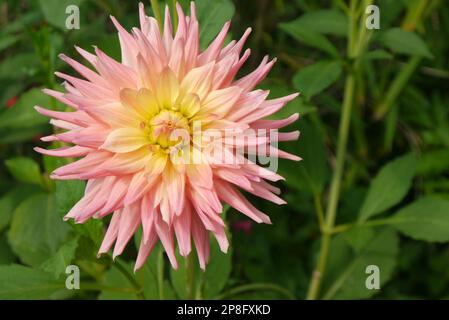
xmin=0 ymin=0 xmax=449 ymax=300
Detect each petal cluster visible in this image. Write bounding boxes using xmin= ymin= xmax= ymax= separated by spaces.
xmin=35 ymin=2 xmax=300 ymax=270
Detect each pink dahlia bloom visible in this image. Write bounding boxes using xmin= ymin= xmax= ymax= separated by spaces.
xmin=35 ymin=2 xmax=300 ymax=270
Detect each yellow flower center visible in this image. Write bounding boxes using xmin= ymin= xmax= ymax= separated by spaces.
xmin=148 ymin=109 xmax=190 ymax=149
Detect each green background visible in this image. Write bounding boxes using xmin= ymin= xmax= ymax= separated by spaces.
xmin=0 ymin=0 xmax=449 ymax=299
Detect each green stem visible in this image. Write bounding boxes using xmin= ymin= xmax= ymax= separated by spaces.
xmin=214 ymin=283 xmax=296 ymax=300
xmin=111 ymin=259 xmax=145 ymax=299
xmin=374 ymin=0 xmax=429 ymax=120
xmin=374 ymin=56 xmax=422 ymax=120
xmin=157 ymin=248 xmax=165 ymax=300
xmin=186 ymin=253 xmax=196 ymax=299
xmin=313 ymin=193 xmax=325 ymax=230
xmin=307 ymin=72 xmax=356 ymax=300
xmin=331 ymin=217 xmax=401 ymax=234
xmin=306 ymin=0 xmax=358 ymax=300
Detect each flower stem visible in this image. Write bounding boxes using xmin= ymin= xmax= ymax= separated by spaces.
xmin=306 ymin=0 xmax=358 ymax=300
xmin=374 ymin=56 xmax=422 ymax=120
xmin=111 ymin=259 xmax=146 ymax=300
xmin=313 ymin=193 xmax=325 ymax=231
xmin=186 ymin=252 xmax=196 ymax=299
xmin=157 ymin=248 xmax=165 ymax=299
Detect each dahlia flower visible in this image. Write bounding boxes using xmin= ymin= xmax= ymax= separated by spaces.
xmin=35 ymin=2 xmax=300 ymax=270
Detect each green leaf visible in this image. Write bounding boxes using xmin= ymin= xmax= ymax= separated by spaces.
xmin=293 ymin=61 xmax=342 ymax=101
xmin=0 ymin=233 xmax=15 ymax=265
xmin=38 ymin=0 xmax=85 ymax=31
xmin=362 ymin=49 xmax=393 ymax=61
xmin=195 ymin=0 xmax=235 ymax=49
xmin=0 ymin=185 xmax=41 ymax=232
xmin=8 ymin=193 xmax=70 ymax=267
xmin=202 ymin=240 xmax=232 ymax=298
xmin=0 ymin=53 xmax=38 ymax=80
xmin=263 ymin=83 xmax=316 ymax=120
xmin=323 ymin=228 xmax=399 ymax=299
xmin=55 ymin=180 xmax=85 ymax=218
xmin=380 ymin=28 xmax=433 ymax=59
xmin=417 ymin=148 xmax=449 ymax=176
xmin=40 ymin=236 xmax=79 ymax=278
xmin=282 ymin=9 xmax=347 ymax=37
xmin=0 ymin=88 xmax=51 ymax=140
xmin=390 ymin=197 xmax=449 ymax=242
xmin=0 ymin=12 xmax=41 ymax=36
xmin=279 ymin=23 xmax=339 ymax=57
xmin=282 ymin=120 xmax=329 ymax=195
xmin=0 ymin=264 xmax=64 ymax=299
xmin=170 ymin=237 xmax=232 ymax=299
xmin=359 ymin=153 xmax=417 ymax=221
xmin=138 ymin=245 xmax=162 ymax=299
xmin=170 ymin=252 xmax=200 ymax=299
xmin=72 ymin=219 xmax=104 ymax=247
xmin=343 ymin=227 xmax=375 ymax=253
xmin=0 ymin=35 xmax=21 ymax=52
xmin=5 ymin=157 xmax=43 ymax=187
xmin=99 ymin=261 xmax=138 ymax=300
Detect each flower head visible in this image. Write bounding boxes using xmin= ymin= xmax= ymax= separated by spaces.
xmin=35 ymin=2 xmax=300 ymax=270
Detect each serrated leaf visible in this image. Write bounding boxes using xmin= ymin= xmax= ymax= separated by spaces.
xmin=323 ymin=228 xmax=399 ymax=299
xmin=293 ymin=61 xmax=342 ymax=101
xmin=40 ymin=236 xmax=79 ymax=278
xmin=5 ymin=157 xmax=43 ymax=187
xmin=359 ymin=153 xmax=417 ymax=221
xmin=380 ymin=28 xmax=433 ymax=59
xmin=390 ymin=197 xmax=449 ymax=242
xmin=0 ymin=264 xmax=64 ymax=299
xmin=8 ymin=193 xmax=70 ymax=267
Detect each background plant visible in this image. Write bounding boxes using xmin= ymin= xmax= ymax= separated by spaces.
xmin=0 ymin=0 xmax=448 ymax=300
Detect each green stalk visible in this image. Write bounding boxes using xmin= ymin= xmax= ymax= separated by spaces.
xmin=374 ymin=0 xmax=430 ymax=120
xmin=157 ymin=248 xmax=165 ymax=299
xmin=313 ymin=193 xmax=325 ymax=230
xmin=306 ymin=75 xmax=355 ymax=300
xmin=306 ymin=0 xmax=358 ymax=300
xmin=374 ymin=56 xmax=422 ymax=120
xmin=112 ymin=259 xmax=145 ymax=299
xmin=186 ymin=253 xmax=196 ymax=299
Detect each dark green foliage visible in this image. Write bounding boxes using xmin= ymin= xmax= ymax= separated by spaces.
xmin=0 ymin=0 xmax=448 ymax=300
